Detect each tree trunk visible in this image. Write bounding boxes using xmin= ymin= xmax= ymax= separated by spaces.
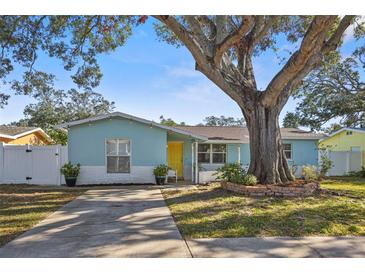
xmin=245 ymin=105 xmax=294 ymax=184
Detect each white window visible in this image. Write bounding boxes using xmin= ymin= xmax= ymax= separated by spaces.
xmin=283 ymin=143 xmax=292 ymax=160
xmin=198 ymin=144 xmax=210 ymax=163
xmin=106 ymin=139 xmax=131 ymax=173
xmin=198 ymin=144 xmax=226 ymax=164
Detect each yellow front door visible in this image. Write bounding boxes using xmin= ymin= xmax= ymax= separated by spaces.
xmin=168 ymin=142 xmax=183 ymax=177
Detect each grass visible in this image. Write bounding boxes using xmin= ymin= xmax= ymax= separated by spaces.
xmin=162 ymin=178 xmax=365 ymax=238
xmin=321 ymin=177 xmax=365 ymax=198
xmin=0 ymin=184 xmax=85 ymax=247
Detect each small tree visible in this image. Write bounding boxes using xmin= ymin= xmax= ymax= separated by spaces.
xmin=319 ymin=146 xmax=333 ymax=179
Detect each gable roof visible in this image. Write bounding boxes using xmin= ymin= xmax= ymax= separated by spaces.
xmin=0 ymin=126 xmax=52 ymax=142
xmin=320 ymin=127 xmax=365 ymax=142
xmin=176 ymin=126 xmax=323 ymax=143
xmin=57 ymin=112 xmax=208 ymax=141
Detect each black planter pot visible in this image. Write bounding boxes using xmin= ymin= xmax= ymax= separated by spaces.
xmin=65 ymin=177 xmax=77 ymax=187
xmin=155 ymin=176 xmax=166 ymax=185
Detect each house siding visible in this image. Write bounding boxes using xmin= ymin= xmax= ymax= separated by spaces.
xmin=68 ymin=117 xmax=167 ymax=184
xmin=320 ymin=130 xmax=365 ymax=164
xmin=68 ymin=117 xmax=167 ymax=166
xmin=0 ymin=132 xmax=49 ymax=145
xmin=67 ymin=117 xmax=320 ymax=183
xmin=283 ymin=139 xmax=319 ymax=166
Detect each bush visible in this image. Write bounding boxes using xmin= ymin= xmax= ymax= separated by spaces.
xmin=215 ymin=163 xmax=257 ymax=186
xmin=60 ymin=162 xmax=80 ymax=178
xmin=319 ymin=148 xmax=333 ymax=178
xmin=348 ymin=166 xmax=365 ymax=178
xmin=153 ymin=164 xmax=170 ymax=177
xmin=302 ymin=165 xmax=319 ymax=181
xmin=239 ymin=174 xmax=257 ymax=186
xmin=215 ymin=163 xmax=244 ymax=182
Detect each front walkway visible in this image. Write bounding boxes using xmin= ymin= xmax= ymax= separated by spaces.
xmin=0 ymin=186 xmax=191 ymax=257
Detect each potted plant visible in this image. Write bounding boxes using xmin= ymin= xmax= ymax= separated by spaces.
xmin=61 ymin=162 xmax=81 ymax=187
xmin=153 ymin=164 xmax=170 ymax=185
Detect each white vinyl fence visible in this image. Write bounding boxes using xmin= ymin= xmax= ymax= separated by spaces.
xmin=0 ymin=143 xmax=68 ymax=185
xmin=328 ymin=151 xmax=362 ymax=176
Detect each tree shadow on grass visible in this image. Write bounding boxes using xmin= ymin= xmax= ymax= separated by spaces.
xmin=164 ymin=186 xmax=365 ymax=238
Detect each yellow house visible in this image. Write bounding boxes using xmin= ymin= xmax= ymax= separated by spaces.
xmin=319 ymin=127 xmax=365 ymax=166
xmin=0 ymin=126 xmax=52 ymax=145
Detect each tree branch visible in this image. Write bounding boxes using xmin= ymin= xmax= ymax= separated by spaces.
xmin=183 ymin=16 xmax=213 ymax=57
xmin=262 ymin=16 xmax=337 ymax=107
xmin=248 ymin=16 xmax=277 ymax=52
xmin=214 ymin=16 xmax=254 ymax=65
xmin=154 ymin=16 xmax=207 ymax=65
xmin=196 ymin=16 xmax=216 ymax=40
xmin=323 ymin=15 xmax=356 ymax=53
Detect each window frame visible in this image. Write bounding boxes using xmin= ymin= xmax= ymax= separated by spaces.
xmin=105 ymin=138 xmax=131 ymax=174
xmin=283 ymin=143 xmax=292 ymax=160
xmin=197 ymin=143 xmax=227 ymax=164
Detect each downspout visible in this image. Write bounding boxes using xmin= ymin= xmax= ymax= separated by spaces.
xmin=195 ymin=141 xmax=198 ymax=184
xmin=237 ymin=144 xmax=241 ymax=164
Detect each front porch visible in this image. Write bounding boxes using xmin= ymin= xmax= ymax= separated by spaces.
xmin=166 ymin=130 xmax=247 ymax=183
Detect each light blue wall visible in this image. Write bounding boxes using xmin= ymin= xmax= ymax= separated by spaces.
xmin=227 ymin=144 xmax=251 ymax=165
xmin=68 ymin=117 xmax=167 ymax=166
xmin=283 ymin=139 xmax=319 ymax=166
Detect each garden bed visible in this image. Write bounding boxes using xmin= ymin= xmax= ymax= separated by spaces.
xmin=221 ymin=180 xmax=320 ymax=197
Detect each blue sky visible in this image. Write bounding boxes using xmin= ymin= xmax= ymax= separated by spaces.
xmin=0 ymin=17 xmax=359 ymax=126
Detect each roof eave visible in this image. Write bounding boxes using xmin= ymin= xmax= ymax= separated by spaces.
xmin=57 ymin=112 xmax=208 ymax=141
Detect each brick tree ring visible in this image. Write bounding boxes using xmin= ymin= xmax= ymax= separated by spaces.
xmin=221 ymin=181 xmax=321 ymax=197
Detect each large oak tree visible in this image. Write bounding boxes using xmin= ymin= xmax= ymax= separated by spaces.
xmin=0 ymin=15 xmax=362 ymax=183
xmin=153 ymin=16 xmax=358 ymax=183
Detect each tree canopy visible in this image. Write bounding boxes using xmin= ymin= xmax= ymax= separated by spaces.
xmin=288 ymin=53 xmax=365 ymax=131
xmin=200 ymin=115 xmax=245 ymax=126
xmin=0 ymin=16 xmax=135 ymax=108
xmin=9 ymin=73 xmax=115 ymax=144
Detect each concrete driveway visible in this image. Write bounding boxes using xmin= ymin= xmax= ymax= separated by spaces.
xmin=0 ymin=186 xmax=191 ymax=258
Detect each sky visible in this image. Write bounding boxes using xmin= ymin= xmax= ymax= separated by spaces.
xmin=0 ymin=17 xmax=360 ymax=126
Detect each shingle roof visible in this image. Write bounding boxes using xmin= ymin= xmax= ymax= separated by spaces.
xmin=175 ymin=126 xmax=323 ymax=143
xmin=0 ymin=126 xmax=38 ymax=137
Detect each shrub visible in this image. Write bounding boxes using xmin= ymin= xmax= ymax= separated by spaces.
xmin=239 ymin=174 xmax=257 ymax=186
xmin=153 ymin=164 xmax=170 ymax=177
xmin=60 ymin=162 xmax=80 ymax=178
xmin=302 ymin=165 xmax=319 ymax=181
xmin=319 ymin=148 xmax=333 ymax=178
xmin=215 ymin=163 xmax=245 ymax=182
xmin=216 ymin=163 xmax=257 ymax=186
xmin=348 ymin=166 xmax=365 ymax=178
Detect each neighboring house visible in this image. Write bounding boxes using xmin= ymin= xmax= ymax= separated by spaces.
xmin=319 ymin=127 xmax=365 ymax=175
xmin=59 ymin=112 xmax=322 ymax=184
xmin=0 ymin=126 xmax=52 ymax=145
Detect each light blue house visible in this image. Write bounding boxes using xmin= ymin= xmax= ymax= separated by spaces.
xmin=61 ymin=112 xmax=322 ymax=184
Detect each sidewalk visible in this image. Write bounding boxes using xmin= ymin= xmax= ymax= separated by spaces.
xmin=187 ymin=237 xmax=365 ymax=257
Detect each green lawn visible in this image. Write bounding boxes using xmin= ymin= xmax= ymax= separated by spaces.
xmin=0 ymin=184 xmax=85 ymax=247
xmin=321 ymin=177 xmax=365 ymax=198
xmin=162 ymin=178 xmax=365 ymax=238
